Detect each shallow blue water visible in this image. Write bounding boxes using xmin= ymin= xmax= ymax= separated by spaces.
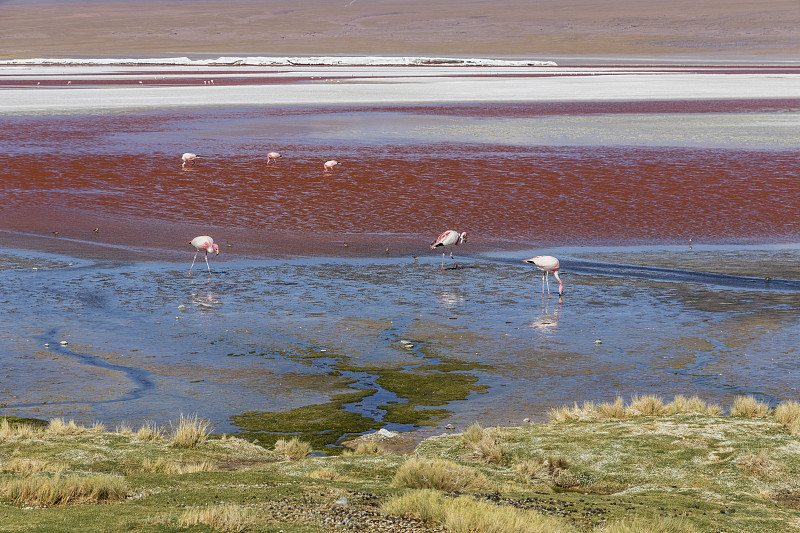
xmin=2 ymin=243 xmax=798 ymax=439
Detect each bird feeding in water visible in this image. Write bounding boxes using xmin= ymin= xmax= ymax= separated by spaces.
xmin=431 ymin=230 xmax=467 ymax=271
xmin=267 ymin=152 xmax=282 ymax=165
xmin=524 ymin=255 xmax=563 ymax=297
xmin=323 ymin=160 xmax=340 ymax=173
xmin=181 ymin=153 xmax=198 ymax=167
xmin=188 ymin=236 xmax=219 ymax=276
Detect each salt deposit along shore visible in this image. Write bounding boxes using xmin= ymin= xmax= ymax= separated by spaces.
xmin=1 ymin=62 xmax=799 ymax=114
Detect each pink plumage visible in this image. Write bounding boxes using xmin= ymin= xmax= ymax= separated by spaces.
xmin=188 ymin=235 xmax=219 ymax=276
xmin=181 ymin=152 xmax=197 ymax=167
xmin=524 ymin=255 xmax=563 ymax=296
xmin=430 ymin=230 xmax=467 ymax=271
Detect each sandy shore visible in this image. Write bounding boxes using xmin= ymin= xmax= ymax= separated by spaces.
xmin=1 ymin=0 xmax=799 ymax=62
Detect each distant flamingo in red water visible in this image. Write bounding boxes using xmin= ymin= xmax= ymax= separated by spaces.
xmin=431 ymin=230 xmax=467 ymax=271
xmin=323 ymin=160 xmax=340 ymax=173
xmin=524 ymin=255 xmax=563 ymax=296
xmin=267 ymin=152 xmax=282 ymax=165
xmin=181 ymin=153 xmax=198 ymax=168
xmin=188 ymin=236 xmax=219 ymax=276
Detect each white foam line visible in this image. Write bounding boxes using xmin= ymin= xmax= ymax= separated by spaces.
xmin=1 ymin=56 xmax=558 ymax=67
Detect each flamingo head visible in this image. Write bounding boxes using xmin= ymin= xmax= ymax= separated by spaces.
xmin=459 ymin=232 xmax=467 ymax=244
xmin=212 ymin=243 xmax=220 ymax=255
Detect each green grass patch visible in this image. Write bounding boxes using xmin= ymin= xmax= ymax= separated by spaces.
xmin=5 ymin=396 xmax=800 ymax=532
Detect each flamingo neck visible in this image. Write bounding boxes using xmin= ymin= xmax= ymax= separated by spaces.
xmin=553 ymin=271 xmax=563 ymax=293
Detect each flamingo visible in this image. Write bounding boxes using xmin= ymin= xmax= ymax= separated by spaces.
xmin=188 ymin=236 xmax=219 ymax=276
xmin=524 ymin=255 xmax=563 ymax=296
xmin=181 ymin=153 xmax=198 ymax=167
xmin=430 ymin=230 xmax=467 ymax=271
xmin=267 ymin=151 xmax=282 ymax=165
xmin=323 ymin=160 xmax=340 ymax=173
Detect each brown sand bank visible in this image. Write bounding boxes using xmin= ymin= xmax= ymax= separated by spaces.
xmin=1 ymin=0 xmax=799 ymax=61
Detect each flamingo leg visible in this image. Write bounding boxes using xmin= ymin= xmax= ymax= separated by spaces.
xmin=189 ymin=251 xmax=200 ymax=276
xmin=545 ymin=272 xmax=551 ymax=297
xmin=204 ymin=251 xmax=213 ymax=276
xmin=441 ymin=251 xmax=445 ymax=271
xmin=450 ymin=250 xmax=458 ymax=269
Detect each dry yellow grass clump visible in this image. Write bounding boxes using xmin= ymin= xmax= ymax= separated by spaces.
xmin=459 ymin=423 xmax=505 ymax=464
xmin=1 ymin=473 xmax=126 ymax=506
xmin=274 ymin=437 xmax=312 ymax=461
xmin=179 ymin=503 xmax=250 ymax=532
xmin=140 ymin=458 xmax=214 ymax=474
xmin=134 ymin=420 xmax=165 ymax=443
xmin=0 ymin=418 xmax=39 ymax=441
xmin=730 ymin=395 xmax=771 ymax=418
xmin=383 ymin=489 xmax=576 ymax=533
xmin=1 ymin=458 xmax=66 ymax=477
xmin=548 ymin=395 xmax=723 ymax=422
xmin=169 ymin=414 xmax=212 ymax=448
xmin=392 ymin=456 xmax=490 ymax=492
xmin=773 ymin=400 xmax=800 ymax=435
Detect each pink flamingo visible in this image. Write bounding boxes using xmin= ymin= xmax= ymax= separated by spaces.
xmin=323 ymin=160 xmax=340 ymax=173
xmin=524 ymin=255 xmax=563 ymax=296
xmin=181 ymin=153 xmax=198 ymax=167
xmin=267 ymin=152 xmax=282 ymax=165
xmin=430 ymin=230 xmax=467 ymax=271
xmin=188 ymin=236 xmax=219 ymax=276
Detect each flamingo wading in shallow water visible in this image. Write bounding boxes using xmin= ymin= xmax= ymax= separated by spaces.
xmin=524 ymin=255 xmax=563 ymax=296
xmin=431 ymin=230 xmax=467 ymax=271
xmin=267 ymin=152 xmax=281 ymax=165
xmin=323 ymin=160 xmax=340 ymax=173
xmin=188 ymin=236 xmax=219 ymax=276
xmin=181 ymin=153 xmax=198 ymax=167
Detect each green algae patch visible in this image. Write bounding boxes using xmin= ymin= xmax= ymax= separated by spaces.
xmin=376 ymin=369 xmax=488 ymax=426
xmin=1 ymin=416 xmax=49 ymax=428
xmin=230 ymin=389 xmax=382 ymax=452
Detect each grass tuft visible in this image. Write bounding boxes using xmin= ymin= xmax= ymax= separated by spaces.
xmin=134 ymin=420 xmax=165 ymax=442
xmin=0 ymin=418 xmax=40 ymax=441
xmin=465 ymin=428 xmax=505 ymax=464
xmin=89 ymin=421 xmax=107 ymax=433
xmin=352 ymin=440 xmax=386 ymax=455
xmin=774 ymin=401 xmax=800 ymax=434
xmin=736 ymin=450 xmax=783 ymax=478
xmin=178 ymin=503 xmax=250 ymax=532
xmin=381 ymin=488 xmax=446 ymax=524
xmin=115 ymin=422 xmax=134 ymax=436
xmin=392 ymin=456 xmax=489 ymax=492
xmin=1 ymin=458 xmax=66 ymax=477
xmin=169 ymin=414 xmax=211 ymax=448
xmin=628 ymin=394 xmax=665 ymax=416
xmin=140 ymin=458 xmax=214 ymax=474
xmin=665 ymin=395 xmax=722 ymax=415
xmin=384 ymin=490 xmax=576 ymax=533
xmin=597 ymin=397 xmax=628 ymax=419
xmin=46 ymin=418 xmax=84 ymax=436
xmin=274 ymin=437 xmax=312 ymax=461
xmin=731 ymin=395 xmax=771 ymax=418
xmin=1 ymin=473 xmax=127 ymax=506
xmin=309 ymin=468 xmax=339 ymax=481
xmin=547 ymin=401 xmax=597 ymax=422
xmin=461 ymin=422 xmax=485 ymax=447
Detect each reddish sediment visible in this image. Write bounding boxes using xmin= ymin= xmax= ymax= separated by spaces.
xmin=2 ymin=99 xmax=798 ymax=261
